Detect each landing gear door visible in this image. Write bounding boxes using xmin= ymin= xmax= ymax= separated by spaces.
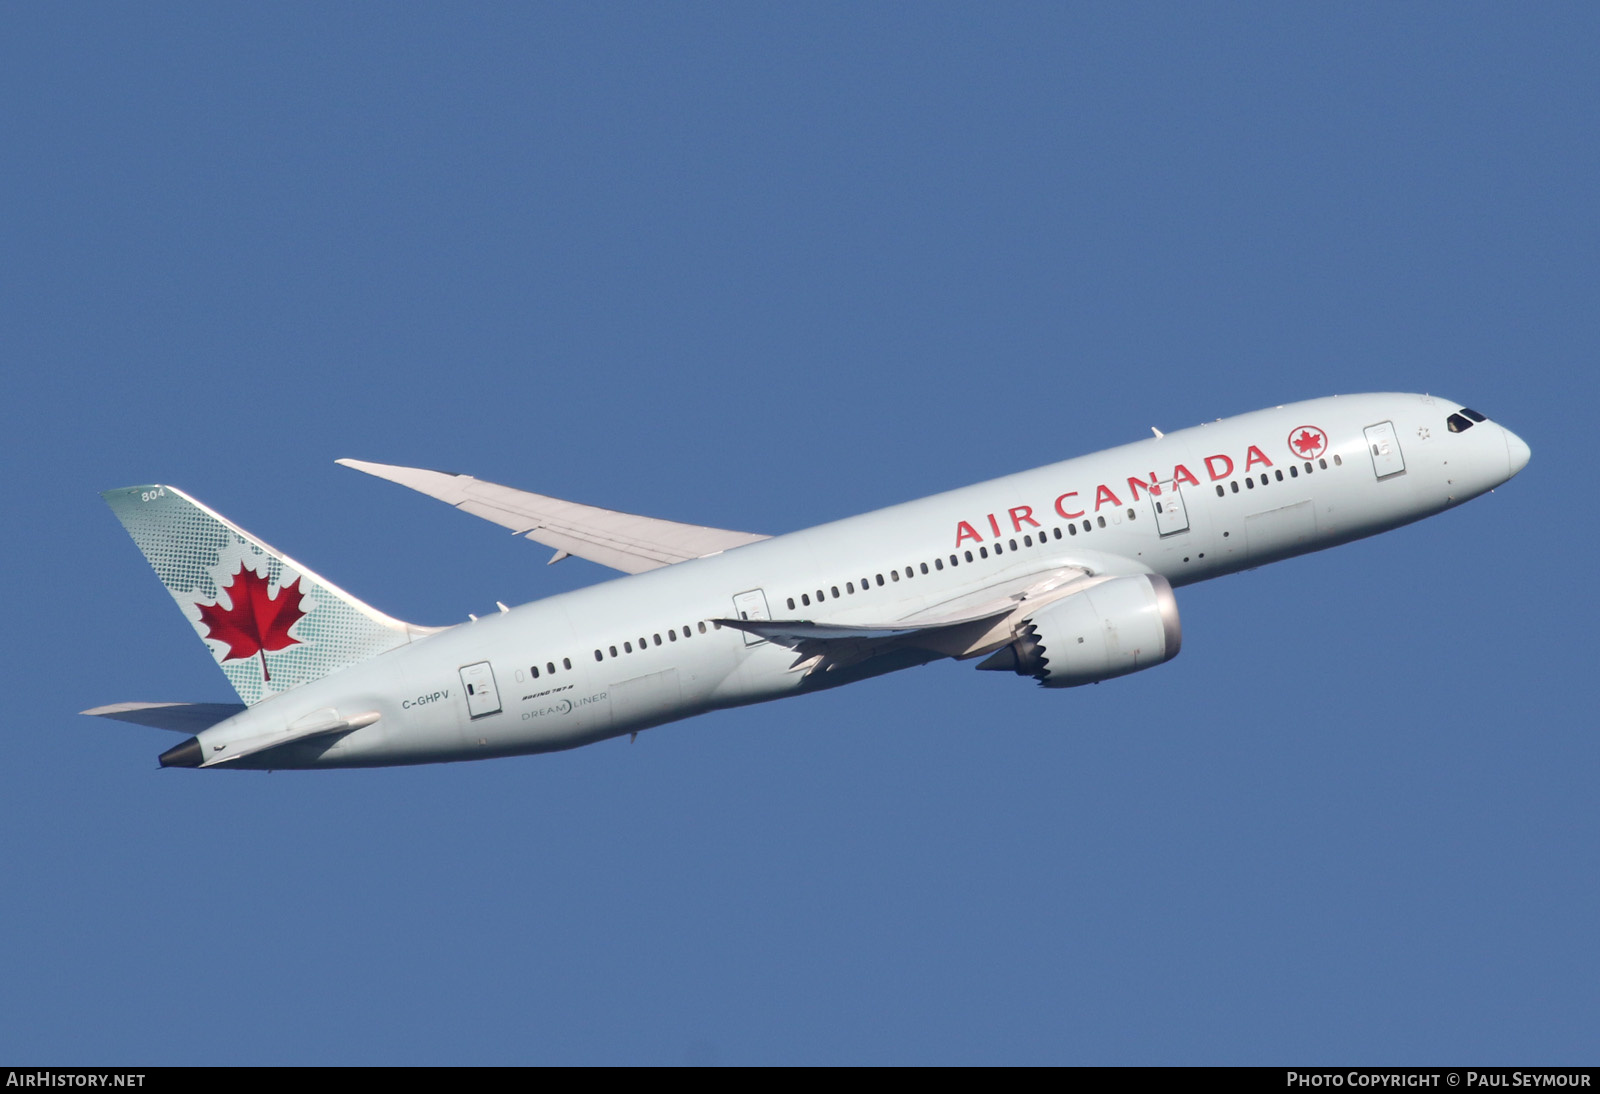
xmin=1364 ymin=421 xmax=1406 ymax=479
xmin=459 ymin=661 xmax=503 ymax=718
xmin=731 ymin=588 xmax=771 ymax=646
xmin=1150 ymin=479 xmax=1190 ymax=536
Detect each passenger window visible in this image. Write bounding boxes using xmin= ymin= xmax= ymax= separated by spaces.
xmin=891 ymin=570 xmax=900 ymax=581
xmin=1231 ymin=481 xmax=1240 ymax=493
xmin=531 ymin=665 xmax=540 ymax=678
xmin=548 ymin=661 xmax=556 ymax=674
xmin=904 ymin=567 xmax=913 ymax=579
xmin=1216 ymin=485 xmax=1225 ymax=497
xmin=876 ymin=574 xmax=885 ymax=586
xmin=832 ymin=586 xmax=840 ymax=598
xmin=1008 ymin=539 xmax=1017 ymax=551
xmin=1319 ymin=458 xmax=1327 ymax=469
xmin=651 ymin=636 xmax=660 ymax=648
xmin=1097 ymin=516 xmax=1106 ymax=528
xmin=1082 ymin=520 xmax=1091 ymax=532
xmin=623 ymin=641 xmax=632 ymax=653
xmin=1246 ymin=478 xmax=1255 ymax=489
xmin=801 ymin=593 xmax=810 ymax=606
xmin=1275 ymin=470 xmax=1283 ymax=481
xmin=563 ymin=658 xmax=571 ymax=670
xmin=1333 ymin=454 xmax=1342 ymax=466
xmin=1053 ymin=527 xmax=1062 ymax=540
xmin=1304 ymin=462 xmax=1313 ymax=474
xmin=787 ymin=597 xmax=795 ymax=610
xmin=1068 ymin=523 xmax=1078 ymax=536
xmin=668 ymin=630 xmax=677 ymax=641
xmin=993 ymin=542 xmax=1003 ymax=555
xmin=1289 ymin=465 xmax=1298 ymax=478
xmin=979 ymin=547 xmax=989 ymax=558
xmin=1126 ymin=509 xmax=1136 ymax=520
xmin=698 ymin=622 xmax=707 ymax=633
xmin=964 ymin=551 xmax=974 ymax=562
xmin=816 ymin=590 xmax=825 ymax=601
xmin=595 ymin=650 xmax=604 ymax=662
xmin=609 ymin=645 xmax=618 ymax=658
xmin=847 ymin=581 xmax=855 ymax=593
xmin=935 ymin=558 xmax=944 ymax=571
xmin=919 ymin=563 xmax=928 ymax=575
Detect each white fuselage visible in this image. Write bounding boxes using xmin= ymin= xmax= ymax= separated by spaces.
xmin=201 ymin=393 xmax=1528 ymax=768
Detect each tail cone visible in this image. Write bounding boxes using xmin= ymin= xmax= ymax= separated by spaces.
xmin=158 ymin=737 xmax=204 ymax=768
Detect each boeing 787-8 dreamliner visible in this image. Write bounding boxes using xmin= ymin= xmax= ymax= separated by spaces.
xmin=86 ymin=393 xmax=1529 ymax=770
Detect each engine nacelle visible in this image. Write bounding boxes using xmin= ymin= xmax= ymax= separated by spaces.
xmin=977 ymin=573 xmax=1182 ymax=687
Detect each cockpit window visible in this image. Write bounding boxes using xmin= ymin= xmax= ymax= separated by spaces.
xmin=1447 ymin=413 xmax=1473 ymax=433
xmin=1461 ymin=407 xmax=1487 ymax=423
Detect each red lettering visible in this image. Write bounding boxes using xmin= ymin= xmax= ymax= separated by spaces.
xmin=955 ymin=521 xmax=984 ymax=546
xmin=1244 ymin=445 xmax=1274 ymax=471
xmin=1094 ymin=484 xmax=1122 ymax=511
xmin=1172 ymin=464 xmax=1200 ymax=487
xmin=1126 ymin=474 xmax=1160 ymax=501
xmin=1205 ymin=454 xmax=1234 ymax=481
xmin=1008 ymin=505 xmax=1039 ymax=531
xmin=1054 ymin=492 xmax=1084 ymax=520
xmin=987 ymin=513 xmax=1002 ymax=538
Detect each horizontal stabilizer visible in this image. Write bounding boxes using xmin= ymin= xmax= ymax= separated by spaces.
xmin=200 ymin=709 xmax=380 ymax=767
xmin=337 ymin=458 xmax=770 ymax=574
xmin=82 ymin=701 xmax=247 ymax=734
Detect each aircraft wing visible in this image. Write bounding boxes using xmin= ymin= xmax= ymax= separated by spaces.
xmin=338 ymin=459 xmax=770 ymax=574
xmin=715 ymin=554 xmax=1146 ymax=670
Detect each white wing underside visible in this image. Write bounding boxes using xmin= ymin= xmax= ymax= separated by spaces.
xmin=337 ymin=459 xmax=770 ymax=574
xmin=715 ymin=562 xmax=1129 ymax=673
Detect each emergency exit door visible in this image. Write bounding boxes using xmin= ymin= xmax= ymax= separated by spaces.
xmin=459 ymin=661 xmax=503 ymax=718
xmin=1364 ymin=421 xmax=1406 ymax=479
xmin=1150 ymin=480 xmax=1190 ymax=536
xmin=731 ymin=588 xmax=771 ymax=646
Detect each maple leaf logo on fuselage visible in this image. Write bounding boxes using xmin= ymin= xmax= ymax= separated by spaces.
xmin=196 ymin=564 xmax=308 ymax=682
xmin=1289 ymin=426 xmax=1327 ymax=459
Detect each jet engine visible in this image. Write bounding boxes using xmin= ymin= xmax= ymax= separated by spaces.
xmin=977 ymin=573 xmax=1182 ymax=687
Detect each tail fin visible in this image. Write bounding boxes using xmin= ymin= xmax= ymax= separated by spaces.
xmin=102 ymin=484 xmax=437 ymax=706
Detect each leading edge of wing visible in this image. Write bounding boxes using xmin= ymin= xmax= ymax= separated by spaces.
xmin=82 ymin=701 xmax=248 ymax=733
xmin=714 ymin=552 xmax=1150 ymax=658
xmin=712 ymin=608 xmax=1016 ymax=647
xmin=337 ymin=458 xmax=770 ymax=574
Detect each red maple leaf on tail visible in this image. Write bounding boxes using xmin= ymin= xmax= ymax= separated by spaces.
xmin=196 ymin=564 xmax=307 ymax=682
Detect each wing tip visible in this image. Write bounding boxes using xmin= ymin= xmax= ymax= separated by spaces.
xmin=338 ymin=458 xmax=469 ymax=479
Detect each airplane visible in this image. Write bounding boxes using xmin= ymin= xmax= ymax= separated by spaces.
xmin=84 ymin=393 xmax=1530 ymax=770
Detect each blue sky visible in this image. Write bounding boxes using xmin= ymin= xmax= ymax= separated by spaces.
xmin=2 ymin=4 xmax=1595 ymax=1064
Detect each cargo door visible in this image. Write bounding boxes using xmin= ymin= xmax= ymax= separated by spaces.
xmin=609 ymin=668 xmax=683 ymax=733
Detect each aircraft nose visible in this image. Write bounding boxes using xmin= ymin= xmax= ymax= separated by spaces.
xmin=1503 ymin=427 xmax=1531 ymax=480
